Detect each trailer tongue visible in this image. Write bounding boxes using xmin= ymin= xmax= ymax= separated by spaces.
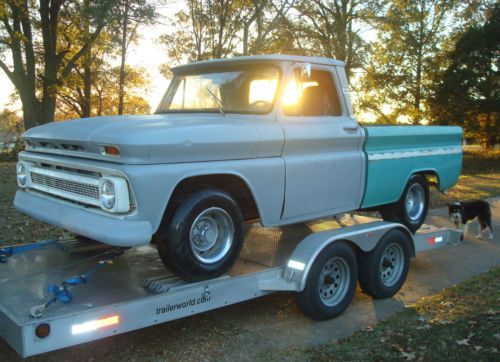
xmin=0 ymin=216 xmax=462 ymax=358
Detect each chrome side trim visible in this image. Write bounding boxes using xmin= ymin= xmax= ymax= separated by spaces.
xmin=367 ymin=146 xmax=462 ymax=161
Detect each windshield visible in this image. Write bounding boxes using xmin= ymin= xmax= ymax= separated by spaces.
xmin=156 ymin=65 xmax=280 ymax=114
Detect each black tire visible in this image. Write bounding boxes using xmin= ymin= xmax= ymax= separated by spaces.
xmin=358 ymin=229 xmax=411 ymax=299
xmin=294 ymin=241 xmax=358 ymax=321
xmin=380 ymin=174 xmax=429 ymax=233
xmin=156 ymin=188 xmax=244 ymax=281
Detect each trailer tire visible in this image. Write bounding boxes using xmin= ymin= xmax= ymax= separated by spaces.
xmin=294 ymin=241 xmax=358 ymax=321
xmin=380 ymin=175 xmax=429 ymax=233
xmin=157 ymin=188 xmax=244 ymax=281
xmin=358 ymin=229 xmax=411 ymax=299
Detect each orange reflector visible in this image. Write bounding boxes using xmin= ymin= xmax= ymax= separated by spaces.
xmin=104 ymin=145 xmax=120 ymax=156
xmin=71 ymin=315 xmax=120 ymax=335
xmin=35 ymin=323 xmax=51 ymax=338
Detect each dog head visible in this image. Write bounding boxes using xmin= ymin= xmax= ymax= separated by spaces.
xmin=448 ymin=202 xmax=463 ymax=228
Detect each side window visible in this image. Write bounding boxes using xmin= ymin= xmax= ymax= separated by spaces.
xmin=282 ymin=69 xmax=342 ymax=116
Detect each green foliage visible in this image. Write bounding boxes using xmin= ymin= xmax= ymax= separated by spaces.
xmin=0 ymin=108 xmax=23 ymax=159
xmin=428 ymin=5 xmax=500 ymax=149
xmin=0 ymin=0 xmax=120 ymax=128
xmin=57 ymin=65 xmax=151 ymax=119
xmin=293 ymin=0 xmax=385 ymax=80
xmin=356 ymin=0 xmax=455 ymax=124
xmin=158 ymin=0 xmax=298 ymax=75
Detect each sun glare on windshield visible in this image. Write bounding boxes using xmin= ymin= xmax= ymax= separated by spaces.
xmin=157 ymin=66 xmax=280 ymax=114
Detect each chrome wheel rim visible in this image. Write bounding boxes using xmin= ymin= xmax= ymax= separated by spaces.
xmin=379 ymin=242 xmax=404 ymax=287
xmin=189 ymin=207 xmax=234 ymax=264
xmin=405 ymin=183 xmax=425 ymax=222
xmin=318 ymin=257 xmax=350 ymax=307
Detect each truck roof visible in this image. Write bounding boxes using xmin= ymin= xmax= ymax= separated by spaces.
xmin=172 ymin=55 xmax=345 ymax=73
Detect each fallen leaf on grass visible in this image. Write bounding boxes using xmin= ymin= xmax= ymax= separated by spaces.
xmin=401 ymin=351 xmax=416 ymax=361
xmin=436 ymin=320 xmax=452 ymax=325
xmin=416 ymin=324 xmax=431 ymax=330
xmin=417 ymin=316 xmax=427 ymax=323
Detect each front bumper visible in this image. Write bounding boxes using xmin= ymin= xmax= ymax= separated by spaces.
xmin=14 ymin=190 xmax=152 ymax=247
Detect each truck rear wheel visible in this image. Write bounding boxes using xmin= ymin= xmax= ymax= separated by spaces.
xmin=358 ymin=229 xmax=411 ymax=299
xmin=157 ymin=188 xmax=244 ymax=281
xmin=294 ymin=241 xmax=358 ymax=321
xmin=380 ymin=175 xmax=429 ymax=233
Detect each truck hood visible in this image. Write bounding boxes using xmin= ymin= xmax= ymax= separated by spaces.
xmin=23 ymin=114 xmax=265 ymax=164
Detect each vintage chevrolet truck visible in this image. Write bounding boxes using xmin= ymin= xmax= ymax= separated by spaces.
xmin=14 ymin=55 xmax=462 ymax=280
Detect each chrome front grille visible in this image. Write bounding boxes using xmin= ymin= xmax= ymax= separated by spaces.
xmin=26 ymin=165 xmax=102 ymax=207
xmin=30 ymin=172 xmax=100 ymax=200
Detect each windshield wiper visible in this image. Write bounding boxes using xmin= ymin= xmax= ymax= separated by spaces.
xmin=205 ymin=87 xmax=225 ymax=116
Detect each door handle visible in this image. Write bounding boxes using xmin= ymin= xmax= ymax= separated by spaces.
xmin=343 ymin=125 xmax=359 ymax=133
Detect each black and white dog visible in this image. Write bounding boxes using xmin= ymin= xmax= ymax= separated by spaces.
xmin=448 ymin=200 xmax=493 ymax=240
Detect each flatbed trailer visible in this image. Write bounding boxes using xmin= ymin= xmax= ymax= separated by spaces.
xmin=0 ymin=215 xmax=462 ymax=358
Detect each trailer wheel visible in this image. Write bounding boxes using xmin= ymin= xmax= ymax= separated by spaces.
xmin=157 ymin=188 xmax=244 ymax=281
xmin=380 ymin=175 xmax=429 ymax=233
xmin=294 ymin=241 xmax=358 ymax=321
xmin=358 ymin=229 xmax=411 ymax=299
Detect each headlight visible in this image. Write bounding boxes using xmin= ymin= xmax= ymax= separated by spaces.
xmin=99 ymin=177 xmax=130 ymax=213
xmin=17 ymin=162 xmax=28 ymax=187
xmin=100 ymin=179 xmax=116 ymax=209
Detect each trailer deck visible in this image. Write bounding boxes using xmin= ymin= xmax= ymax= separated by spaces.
xmin=0 ymin=215 xmax=462 ymax=357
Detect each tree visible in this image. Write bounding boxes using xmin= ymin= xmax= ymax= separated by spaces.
xmin=428 ymin=5 xmax=500 ymax=149
xmin=241 ymin=0 xmax=295 ymax=55
xmin=293 ymin=0 xmax=384 ymax=80
xmin=160 ymin=0 xmax=251 ymax=66
xmin=57 ymin=65 xmax=151 ymax=120
xmin=357 ymin=0 xmax=456 ymax=124
xmin=0 ymin=0 xmax=117 ymax=129
xmin=115 ymin=0 xmax=156 ymax=115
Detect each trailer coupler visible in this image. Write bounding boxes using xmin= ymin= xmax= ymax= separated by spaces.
xmin=30 ymin=249 xmax=123 ymax=318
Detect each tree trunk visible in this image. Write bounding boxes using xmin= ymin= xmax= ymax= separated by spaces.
xmin=82 ymin=0 xmax=92 ymax=118
xmin=20 ymin=95 xmax=42 ymax=130
xmin=118 ymin=0 xmax=130 ymax=115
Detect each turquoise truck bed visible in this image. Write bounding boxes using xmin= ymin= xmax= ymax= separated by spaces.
xmin=361 ymin=126 xmax=463 ymax=208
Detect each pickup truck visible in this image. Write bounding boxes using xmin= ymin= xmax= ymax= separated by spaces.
xmin=14 ymin=55 xmax=462 ymax=280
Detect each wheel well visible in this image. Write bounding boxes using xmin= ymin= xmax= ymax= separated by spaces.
xmin=416 ymin=170 xmax=440 ymax=190
xmin=163 ymin=174 xmax=260 ymax=224
xmin=395 ymin=226 xmax=415 ymax=257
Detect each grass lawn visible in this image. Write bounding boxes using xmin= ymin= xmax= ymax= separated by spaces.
xmin=431 ymin=148 xmax=500 ymax=208
xmin=261 ymin=267 xmax=500 ymax=361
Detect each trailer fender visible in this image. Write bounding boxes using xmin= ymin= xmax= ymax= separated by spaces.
xmin=284 ymin=221 xmax=412 ymax=292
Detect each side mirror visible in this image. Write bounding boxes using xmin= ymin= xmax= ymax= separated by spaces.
xmin=298 ymin=63 xmax=311 ymax=79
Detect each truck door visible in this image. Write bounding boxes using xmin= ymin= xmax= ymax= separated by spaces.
xmin=277 ymin=64 xmax=366 ymax=222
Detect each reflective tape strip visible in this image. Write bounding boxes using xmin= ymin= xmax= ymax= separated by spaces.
xmin=367 ymin=147 xmax=462 ymax=161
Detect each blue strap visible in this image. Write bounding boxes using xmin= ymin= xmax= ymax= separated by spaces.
xmin=31 ymin=250 xmax=121 ymax=318
xmin=0 ymin=239 xmax=59 ymax=263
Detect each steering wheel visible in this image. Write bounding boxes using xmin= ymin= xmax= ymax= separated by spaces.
xmin=250 ymin=100 xmax=271 ymax=110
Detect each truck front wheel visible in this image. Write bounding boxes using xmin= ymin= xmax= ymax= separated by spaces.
xmin=157 ymin=188 xmax=244 ymax=281
xmin=380 ymin=175 xmax=429 ymax=233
